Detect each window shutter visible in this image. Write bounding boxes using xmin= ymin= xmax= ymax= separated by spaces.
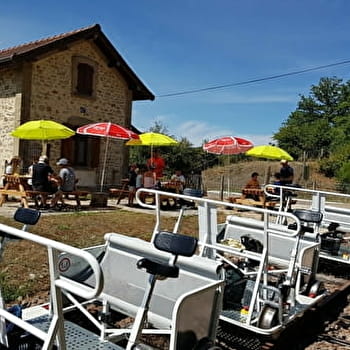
xmin=77 ymin=63 xmax=94 ymax=95
xmin=61 ymin=138 xmax=75 ymax=163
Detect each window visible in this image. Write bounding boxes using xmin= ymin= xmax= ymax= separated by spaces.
xmin=61 ymin=133 xmax=100 ymax=168
xmin=72 ymin=56 xmax=97 ymax=98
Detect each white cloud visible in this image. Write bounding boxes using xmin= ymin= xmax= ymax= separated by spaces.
xmin=173 ymin=120 xmax=274 ymax=147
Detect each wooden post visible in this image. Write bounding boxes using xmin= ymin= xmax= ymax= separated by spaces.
xmin=220 ymin=175 xmax=224 ymax=201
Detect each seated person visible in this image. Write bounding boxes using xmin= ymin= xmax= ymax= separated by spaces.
xmin=170 ymin=169 xmax=186 ymax=192
xmin=244 ymin=172 xmax=260 ymax=189
xmin=139 ymin=166 xmax=156 ymax=204
xmin=27 ymin=157 xmax=39 ymax=189
xmin=244 ymin=172 xmax=260 ymax=200
xmin=143 ymin=166 xmax=156 ymax=189
xmin=51 ymin=158 xmax=77 ymax=207
xmin=5 ymin=156 xmax=21 ymax=175
xmin=272 ymin=172 xmax=282 ymax=195
xmin=2 ymin=156 xmax=21 ymax=188
xmin=32 ymin=155 xmax=58 ymax=207
xmin=266 ymin=172 xmax=282 ymax=199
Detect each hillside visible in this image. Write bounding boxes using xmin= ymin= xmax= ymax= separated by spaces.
xmin=201 ymin=160 xmax=337 ymax=194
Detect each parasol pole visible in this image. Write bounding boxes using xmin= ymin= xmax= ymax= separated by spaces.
xmin=100 ymin=136 xmax=110 ymax=192
xmin=42 ymin=140 xmax=48 ymax=156
xmin=100 ymin=123 xmax=112 ymax=192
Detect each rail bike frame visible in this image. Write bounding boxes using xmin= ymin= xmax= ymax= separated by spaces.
xmin=264 ymin=184 xmax=350 ymax=265
xmin=133 ymin=189 xmax=327 ymax=336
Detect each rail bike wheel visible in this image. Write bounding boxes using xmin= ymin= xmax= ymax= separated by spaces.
xmin=257 ymin=305 xmax=279 ymax=329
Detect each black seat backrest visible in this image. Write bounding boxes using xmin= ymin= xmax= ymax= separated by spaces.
xmin=154 ymin=231 xmax=198 ymax=257
xmin=293 ymin=209 xmax=323 ymax=224
xmin=14 ymin=208 xmax=41 ymax=227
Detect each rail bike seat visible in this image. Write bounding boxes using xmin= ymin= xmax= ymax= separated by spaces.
xmin=137 ymin=232 xmax=198 ymax=278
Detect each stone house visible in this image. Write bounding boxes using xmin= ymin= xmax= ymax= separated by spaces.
xmin=0 ymin=24 xmax=154 ymax=188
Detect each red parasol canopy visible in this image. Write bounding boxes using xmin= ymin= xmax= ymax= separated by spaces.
xmin=203 ymin=136 xmax=253 ymax=155
xmin=76 ymin=122 xmax=139 ymax=140
xmin=77 ymin=122 xmax=139 ymax=191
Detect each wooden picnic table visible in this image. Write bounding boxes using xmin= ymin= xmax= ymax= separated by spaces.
xmin=161 ymin=180 xmax=183 ymax=193
xmin=228 ymin=187 xmax=277 ymax=209
xmin=0 ymin=174 xmax=30 ymax=208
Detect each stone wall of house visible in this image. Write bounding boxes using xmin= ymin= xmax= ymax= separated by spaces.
xmin=27 ymin=40 xmax=133 ymax=186
xmin=0 ymin=68 xmax=23 ymax=173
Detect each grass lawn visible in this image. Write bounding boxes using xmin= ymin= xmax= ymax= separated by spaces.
xmin=0 ymin=209 xmax=221 ymax=303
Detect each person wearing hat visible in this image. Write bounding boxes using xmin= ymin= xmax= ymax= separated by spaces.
xmin=32 ymin=155 xmax=57 ymax=207
xmin=50 ymin=158 xmax=77 ymax=207
xmin=280 ymin=160 xmax=294 ymax=185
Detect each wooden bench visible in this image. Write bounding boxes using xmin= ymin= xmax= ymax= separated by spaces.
xmin=61 ymin=190 xmax=90 ymax=207
xmin=26 ymin=190 xmax=90 ymax=208
xmin=25 ymin=190 xmax=51 ymax=208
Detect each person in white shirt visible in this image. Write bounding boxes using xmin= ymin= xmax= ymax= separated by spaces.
xmin=170 ymin=169 xmax=186 ymax=192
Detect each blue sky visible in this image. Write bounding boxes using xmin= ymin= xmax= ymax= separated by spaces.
xmin=1 ymin=1 xmax=350 ymax=146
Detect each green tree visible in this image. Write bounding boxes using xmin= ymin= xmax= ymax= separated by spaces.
xmin=128 ymin=121 xmax=210 ymax=178
xmin=336 ymin=161 xmax=350 ymax=193
xmin=274 ymin=77 xmax=348 ymax=159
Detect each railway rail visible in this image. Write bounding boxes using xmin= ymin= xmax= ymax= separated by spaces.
xmin=217 ymin=279 xmax=350 ymax=350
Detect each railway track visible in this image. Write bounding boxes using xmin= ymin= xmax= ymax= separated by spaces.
xmin=216 ymin=279 xmax=350 ymax=350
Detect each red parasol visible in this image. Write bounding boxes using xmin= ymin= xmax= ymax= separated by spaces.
xmin=203 ymin=136 xmax=253 ymax=155
xmin=77 ymin=122 xmax=139 ymax=191
xmin=76 ymin=122 xmax=139 ymax=140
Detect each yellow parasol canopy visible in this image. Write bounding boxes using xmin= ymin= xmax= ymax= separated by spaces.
xmin=11 ymin=119 xmax=75 ymax=155
xmin=246 ymin=145 xmax=293 ymax=161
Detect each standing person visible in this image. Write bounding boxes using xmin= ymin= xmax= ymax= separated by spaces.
xmin=32 ymin=155 xmax=57 ymax=207
xmin=147 ymin=150 xmax=165 ymax=179
xmin=280 ymin=160 xmax=294 ymax=185
xmin=127 ymin=164 xmax=137 ymax=206
xmin=51 ymin=158 xmax=77 ymax=207
xmin=136 ymin=166 xmax=144 ymax=190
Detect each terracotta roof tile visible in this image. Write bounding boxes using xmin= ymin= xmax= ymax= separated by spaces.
xmin=0 ymin=24 xmax=98 ymax=60
xmin=0 ymin=24 xmax=154 ymax=101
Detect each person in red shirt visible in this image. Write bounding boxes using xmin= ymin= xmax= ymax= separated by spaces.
xmin=147 ymin=150 xmax=165 ymax=179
